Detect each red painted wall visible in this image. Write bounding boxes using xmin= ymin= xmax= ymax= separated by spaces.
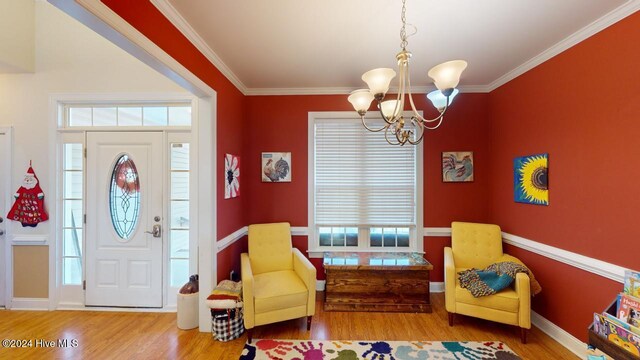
xmin=488 ymin=12 xmax=640 ymax=340
xmin=102 ymin=0 xmax=247 ymax=240
xmin=101 ymin=1 xmax=248 ymax=285
xmin=244 ymin=94 xmax=490 ymax=281
xmin=216 ymin=236 xmax=248 ymax=283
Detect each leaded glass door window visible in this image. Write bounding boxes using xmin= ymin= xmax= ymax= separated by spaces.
xmin=109 ymin=154 xmax=141 ymax=240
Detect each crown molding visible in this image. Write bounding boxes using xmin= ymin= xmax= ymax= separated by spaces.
xmin=49 ymin=0 xmax=215 ymax=98
xmin=153 ymin=0 xmax=639 ymax=96
xmin=244 ymin=84 xmax=491 ymax=96
xmin=150 ymin=0 xmax=248 ymax=95
xmin=487 ymin=0 xmax=640 ymax=92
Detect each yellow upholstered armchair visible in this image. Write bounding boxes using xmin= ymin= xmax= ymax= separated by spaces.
xmin=444 ymin=221 xmax=532 ymax=343
xmin=241 ymin=223 xmax=316 ymax=343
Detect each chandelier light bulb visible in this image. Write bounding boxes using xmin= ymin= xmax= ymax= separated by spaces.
xmin=362 ymin=68 xmax=396 ymax=97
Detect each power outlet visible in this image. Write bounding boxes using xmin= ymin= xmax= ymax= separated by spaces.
xmin=230 ymin=270 xmax=235 ymax=281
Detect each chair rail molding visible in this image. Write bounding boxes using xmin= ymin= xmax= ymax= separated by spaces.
xmin=501 ymin=232 xmax=626 ymax=283
xmin=423 ymin=227 xmax=628 ymax=284
xmin=217 ymin=226 xmax=309 ymax=253
xmin=216 ymin=226 xmax=248 ymax=253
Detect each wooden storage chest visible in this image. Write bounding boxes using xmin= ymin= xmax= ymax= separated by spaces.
xmin=323 ymin=252 xmax=433 ymax=313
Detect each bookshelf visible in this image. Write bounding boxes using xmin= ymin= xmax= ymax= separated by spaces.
xmin=588 ymin=300 xmax=640 ymax=360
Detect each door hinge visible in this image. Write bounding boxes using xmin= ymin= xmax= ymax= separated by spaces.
xmin=83 ymin=214 xmax=86 ymax=224
xmin=84 ymin=148 xmax=87 ymax=158
xmin=83 ymin=280 xmax=86 ymax=290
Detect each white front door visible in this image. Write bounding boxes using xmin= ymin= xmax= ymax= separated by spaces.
xmin=0 ymin=127 xmax=10 ymax=307
xmin=86 ymin=132 xmax=163 ymax=307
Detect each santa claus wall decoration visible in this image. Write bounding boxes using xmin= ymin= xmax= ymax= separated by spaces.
xmin=7 ymin=162 xmax=49 ymax=227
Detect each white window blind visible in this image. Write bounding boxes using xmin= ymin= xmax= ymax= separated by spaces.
xmin=315 ymin=119 xmax=416 ymax=227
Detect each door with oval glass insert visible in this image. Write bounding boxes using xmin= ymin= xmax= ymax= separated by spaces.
xmin=86 ymin=132 xmax=163 ymax=307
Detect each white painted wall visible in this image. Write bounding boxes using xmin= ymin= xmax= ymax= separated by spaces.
xmin=0 ymin=1 xmax=187 ymax=302
xmin=0 ymin=0 xmax=35 ymax=73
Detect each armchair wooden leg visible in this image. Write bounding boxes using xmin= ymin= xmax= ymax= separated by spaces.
xmin=307 ymin=316 xmax=312 ymax=331
xmin=247 ymin=328 xmax=253 ymax=344
xmin=520 ymin=328 xmax=527 ymax=344
xmin=448 ymin=312 xmax=454 ymax=326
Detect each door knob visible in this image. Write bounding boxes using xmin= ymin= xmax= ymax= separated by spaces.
xmin=0 ymin=230 xmax=4 ymax=236
xmin=145 ymin=224 xmax=161 ymax=238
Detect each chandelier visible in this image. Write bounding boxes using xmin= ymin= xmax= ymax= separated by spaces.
xmin=347 ymin=0 xmax=467 ymax=146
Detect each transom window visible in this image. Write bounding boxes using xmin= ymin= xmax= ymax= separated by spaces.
xmin=65 ymin=103 xmax=191 ymax=127
xmin=310 ymin=112 xmax=423 ymax=253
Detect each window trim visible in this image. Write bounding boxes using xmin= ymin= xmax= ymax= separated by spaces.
xmin=307 ymin=111 xmax=424 ymax=258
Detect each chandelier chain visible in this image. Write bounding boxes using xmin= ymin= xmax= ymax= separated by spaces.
xmin=400 ymin=0 xmax=408 ymax=50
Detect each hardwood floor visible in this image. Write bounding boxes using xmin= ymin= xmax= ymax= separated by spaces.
xmin=0 ymin=293 xmax=578 ymax=360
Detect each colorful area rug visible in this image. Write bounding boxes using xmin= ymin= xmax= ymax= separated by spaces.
xmin=240 ymin=339 xmax=521 ymax=360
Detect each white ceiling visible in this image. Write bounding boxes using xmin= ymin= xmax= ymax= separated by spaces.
xmin=157 ymin=0 xmax=637 ymax=95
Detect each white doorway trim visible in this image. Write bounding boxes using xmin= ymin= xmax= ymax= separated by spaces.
xmin=49 ymin=0 xmax=217 ymax=331
xmin=0 ymin=127 xmax=12 ymax=308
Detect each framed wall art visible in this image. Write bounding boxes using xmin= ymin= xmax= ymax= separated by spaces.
xmin=224 ymin=153 xmax=240 ymax=199
xmin=261 ymin=152 xmax=291 ymax=182
xmin=514 ymin=153 xmax=548 ymax=205
xmin=442 ymin=151 xmax=474 ymax=182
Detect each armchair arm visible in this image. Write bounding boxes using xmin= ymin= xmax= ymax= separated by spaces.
xmin=444 ymin=247 xmax=456 ymax=313
xmin=515 ymin=272 xmax=531 ymax=329
xmin=500 ymin=253 xmax=532 ymax=328
xmin=241 ymin=253 xmax=255 ymax=329
xmin=293 ymin=248 xmax=317 ymax=316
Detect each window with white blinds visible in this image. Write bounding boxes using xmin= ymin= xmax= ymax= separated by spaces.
xmin=311 ymin=113 xmax=422 ymax=251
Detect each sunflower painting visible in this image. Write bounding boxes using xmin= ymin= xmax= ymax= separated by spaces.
xmin=514 ymin=153 xmax=548 ymax=205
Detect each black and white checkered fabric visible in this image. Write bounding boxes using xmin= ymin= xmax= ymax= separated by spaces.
xmin=211 ymin=308 xmax=244 ymax=342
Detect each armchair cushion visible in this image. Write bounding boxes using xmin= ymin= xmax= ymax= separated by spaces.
xmin=254 ymin=270 xmax=308 ymax=313
xmin=248 ymin=223 xmax=293 ymax=274
xmin=454 ymin=272 xmax=520 ymax=312
xmin=451 ymin=222 xmax=503 ymax=269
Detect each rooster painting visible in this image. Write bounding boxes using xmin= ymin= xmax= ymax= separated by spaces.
xmin=262 ymin=152 xmax=291 ymax=182
xmin=442 ymin=152 xmax=474 ymax=182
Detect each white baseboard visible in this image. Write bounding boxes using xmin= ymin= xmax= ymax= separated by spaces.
xmin=430 ymin=282 xmax=444 ymax=293
xmin=531 ymin=311 xmax=586 ymax=358
xmin=316 ymin=280 xmax=326 ymax=291
xmin=11 ymin=298 xmax=50 ymax=310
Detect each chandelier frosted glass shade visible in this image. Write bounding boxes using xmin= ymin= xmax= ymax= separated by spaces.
xmin=427 ymin=88 xmax=459 ymax=111
xmin=348 ymin=89 xmax=375 ymax=114
xmin=361 ymin=68 xmax=397 ymax=97
xmin=428 ymin=60 xmax=468 ymax=91
xmin=380 ymin=100 xmax=401 ymax=119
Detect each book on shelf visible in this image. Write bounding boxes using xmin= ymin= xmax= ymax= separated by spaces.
xmin=593 ymin=313 xmax=640 ymax=356
xmin=604 ymin=312 xmax=640 ymax=336
xmin=625 ymin=270 xmax=640 ymax=299
xmin=618 ymin=293 xmax=640 ymax=328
